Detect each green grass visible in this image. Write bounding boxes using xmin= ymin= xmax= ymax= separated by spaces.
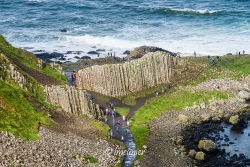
xmin=116 ymin=107 xmax=130 ymax=116
xmin=0 ymin=35 xmax=66 ymax=82
xmin=130 ymin=89 xmax=231 ymax=150
xmin=118 ymin=84 xmax=167 ymax=106
xmin=91 ymin=120 xmax=109 ymax=136
xmin=91 ymin=91 xmax=112 ymax=104
xmin=84 ymin=155 xmax=99 ymax=163
xmin=0 ymin=81 xmax=49 ymax=140
xmin=219 ymin=55 xmax=250 ymax=75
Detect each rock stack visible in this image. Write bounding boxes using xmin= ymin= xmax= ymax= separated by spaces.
xmin=44 ymin=85 xmax=103 ymax=119
xmin=77 ymin=51 xmax=184 ymax=97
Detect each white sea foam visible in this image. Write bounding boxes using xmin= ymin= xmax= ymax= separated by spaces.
xmin=170 ymin=8 xmax=218 ymax=14
xmin=10 ymin=32 xmax=249 ymax=63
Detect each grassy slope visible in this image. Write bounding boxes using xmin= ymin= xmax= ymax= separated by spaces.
xmin=116 ymin=107 xmax=130 ymax=116
xmin=0 ymin=35 xmax=66 ymax=82
xmin=130 ymin=90 xmax=230 ymax=149
xmin=0 ymin=81 xmax=49 ymax=140
xmin=130 ymin=55 xmax=250 ymax=151
xmin=0 ymin=35 xmax=66 ymax=140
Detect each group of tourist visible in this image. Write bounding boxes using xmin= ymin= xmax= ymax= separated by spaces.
xmin=103 ymin=104 xmax=130 ymax=141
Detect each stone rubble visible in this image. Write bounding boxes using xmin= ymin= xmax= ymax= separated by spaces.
xmin=0 ymin=127 xmax=120 ymax=167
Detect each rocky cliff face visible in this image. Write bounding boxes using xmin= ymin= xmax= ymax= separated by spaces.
xmin=77 ymin=51 xmax=184 ymax=97
xmin=44 ymin=85 xmax=103 ymax=119
xmin=0 ymin=53 xmax=37 ymax=93
xmin=0 ymin=53 xmax=102 ymax=119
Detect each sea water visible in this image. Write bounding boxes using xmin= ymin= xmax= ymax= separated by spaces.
xmin=1 ymin=0 xmax=250 ymax=62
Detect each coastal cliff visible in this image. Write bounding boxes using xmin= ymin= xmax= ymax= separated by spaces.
xmin=77 ymin=51 xmax=184 ymax=97
xmin=44 ymin=85 xmax=102 ymax=119
xmin=0 ymin=35 xmax=102 ymax=118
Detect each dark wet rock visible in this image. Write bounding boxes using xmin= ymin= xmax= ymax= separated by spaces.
xmin=59 ymin=57 xmax=66 ymax=61
xmin=35 ymin=52 xmax=64 ymax=62
xmin=33 ymin=50 xmax=46 ymax=53
xmin=65 ymin=51 xmax=84 ymax=55
xmin=74 ymin=56 xmax=81 ymax=59
xmin=91 ymin=46 xmax=96 ymax=48
xmin=81 ymin=56 xmax=91 ymax=60
xmin=22 ymin=47 xmax=34 ymax=50
xmin=96 ymin=49 xmax=105 ymax=52
xmin=126 ymin=46 xmax=176 ymax=60
xmin=60 ymin=29 xmax=67 ymax=32
xmin=87 ymin=51 xmax=99 ymax=54
xmin=123 ymin=50 xmax=130 ymax=55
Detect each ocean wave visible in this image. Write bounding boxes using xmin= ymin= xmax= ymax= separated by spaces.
xmin=153 ymin=8 xmax=220 ymax=16
xmin=66 ymin=35 xmax=143 ymax=49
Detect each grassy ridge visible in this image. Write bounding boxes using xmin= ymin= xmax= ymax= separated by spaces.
xmin=0 ymin=81 xmax=49 ymax=140
xmin=0 ymin=35 xmax=66 ymax=82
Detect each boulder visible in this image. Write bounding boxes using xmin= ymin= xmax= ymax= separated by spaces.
xmin=229 ymin=115 xmax=239 ymax=125
xmin=188 ymin=149 xmax=197 ymax=158
xmin=87 ymin=51 xmax=98 ymax=55
xmin=96 ymin=49 xmax=105 ymax=52
xmin=238 ymin=90 xmax=250 ymax=100
xmin=126 ymin=46 xmax=175 ymax=59
xmin=123 ymin=50 xmax=130 ymax=55
xmin=198 ymin=140 xmax=217 ymax=152
xmin=178 ymin=114 xmax=188 ymax=122
xmin=200 ymin=114 xmax=210 ymax=122
xmin=195 ymin=151 xmax=205 ymax=161
xmin=175 ymin=136 xmax=184 ymax=145
xmin=74 ymin=56 xmax=81 ymax=59
xmin=81 ymin=56 xmax=91 ymax=60
xmin=60 ymin=29 xmax=67 ymax=32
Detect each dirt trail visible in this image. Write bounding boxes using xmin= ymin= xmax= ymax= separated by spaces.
xmin=11 ymin=59 xmax=62 ymax=85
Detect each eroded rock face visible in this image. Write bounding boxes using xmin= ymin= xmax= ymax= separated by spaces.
xmin=77 ymin=51 xmax=184 ymax=97
xmin=126 ymin=46 xmax=176 ymax=60
xmin=44 ymin=85 xmax=103 ymax=119
xmin=0 ymin=54 xmax=36 ymax=93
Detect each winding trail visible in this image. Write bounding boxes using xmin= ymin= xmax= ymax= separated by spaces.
xmin=65 ymin=72 xmax=170 ymax=166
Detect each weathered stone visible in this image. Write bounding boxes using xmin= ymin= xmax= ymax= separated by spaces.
xmin=188 ymin=149 xmax=197 ymax=158
xmin=200 ymin=114 xmax=210 ymax=122
xmin=198 ymin=140 xmax=217 ymax=152
xmin=178 ymin=114 xmax=188 ymax=122
xmin=195 ymin=151 xmax=205 ymax=161
xmin=238 ymin=90 xmax=250 ymax=100
xmin=77 ymin=51 xmax=184 ymax=97
xmin=175 ymin=136 xmax=184 ymax=145
xmin=126 ymin=46 xmax=176 ymax=59
xmin=229 ymin=115 xmax=239 ymax=125
xmin=44 ymin=85 xmax=103 ymax=119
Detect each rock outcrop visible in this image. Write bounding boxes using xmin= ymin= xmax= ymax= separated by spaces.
xmin=77 ymin=51 xmax=184 ymax=97
xmin=44 ymin=85 xmax=103 ymax=119
xmin=0 ymin=53 xmax=37 ymax=93
xmin=0 ymin=53 xmax=102 ymax=119
xmin=126 ymin=46 xmax=176 ymax=60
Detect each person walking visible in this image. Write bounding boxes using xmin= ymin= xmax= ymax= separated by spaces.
xmin=194 ymin=51 xmax=197 ymax=57
xmin=125 ymin=113 xmax=129 ymax=121
xmin=127 ymin=120 xmax=130 ymax=127
xmin=122 ymin=115 xmax=126 ymax=121
xmin=109 ymin=129 xmax=113 ymax=138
